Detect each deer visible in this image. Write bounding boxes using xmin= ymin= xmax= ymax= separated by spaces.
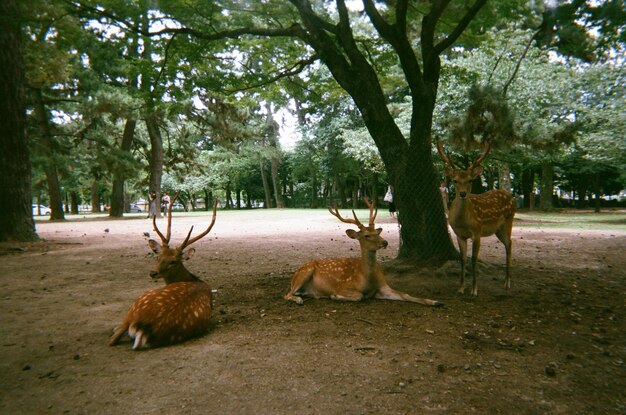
xmin=109 ymin=195 xmax=217 ymax=350
xmin=285 ymin=197 xmax=442 ymax=307
xmin=437 ymin=141 xmax=516 ymax=296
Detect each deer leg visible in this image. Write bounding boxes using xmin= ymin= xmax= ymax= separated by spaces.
xmin=470 ymin=237 xmax=481 ymax=296
xmin=376 ymin=285 xmax=443 ymax=307
xmin=496 ymin=227 xmax=513 ymax=290
xmin=457 ymin=237 xmax=468 ymax=294
xmin=109 ymin=322 xmax=129 ymax=346
xmin=284 ymin=266 xmax=315 ymax=305
xmin=330 ymin=290 xmax=364 ymax=302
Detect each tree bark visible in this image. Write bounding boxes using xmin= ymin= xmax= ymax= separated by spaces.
xmin=0 ymin=0 xmax=37 ymax=240
xmin=146 ymin=116 xmax=163 ymax=218
xmin=265 ymin=102 xmax=284 ymax=208
xmin=259 ymin=160 xmax=272 ymax=208
xmin=539 ymin=162 xmax=554 ymax=210
xmin=499 ymin=163 xmax=512 ymax=192
xmin=109 ymin=119 xmax=136 ymax=217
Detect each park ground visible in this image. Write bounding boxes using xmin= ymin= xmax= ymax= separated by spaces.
xmin=0 ymin=208 xmax=625 ymax=414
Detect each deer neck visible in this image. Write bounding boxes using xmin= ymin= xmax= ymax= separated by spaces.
xmin=164 ymin=266 xmax=201 ymax=284
xmin=359 ymin=247 xmax=378 ymax=276
xmin=451 ymin=196 xmax=472 ymax=223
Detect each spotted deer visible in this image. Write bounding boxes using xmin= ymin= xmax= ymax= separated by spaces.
xmin=109 ymin=196 xmax=217 ymax=350
xmin=285 ymin=197 xmax=442 ymax=307
xmin=437 ymin=142 xmax=515 ymax=296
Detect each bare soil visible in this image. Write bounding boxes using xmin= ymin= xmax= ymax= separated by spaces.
xmin=0 ymin=210 xmax=624 ymax=415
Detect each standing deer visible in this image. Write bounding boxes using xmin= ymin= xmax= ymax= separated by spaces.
xmin=109 ymin=196 xmax=217 ymax=350
xmin=437 ymin=142 xmax=516 ymax=296
xmin=285 ymin=197 xmax=442 ymax=307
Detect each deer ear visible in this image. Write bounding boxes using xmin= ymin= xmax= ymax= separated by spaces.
xmin=375 ymin=228 xmax=383 ymax=235
xmin=148 ymin=239 xmax=161 ymax=254
xmin=183 ymin=248 xmax=196 ymax=260
xmin=345 ymin=229 xmax=359 ymax=239
xmin=472 ymin=165 xmax=483 ymax=177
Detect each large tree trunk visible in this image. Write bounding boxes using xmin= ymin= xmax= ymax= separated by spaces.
xmin=33 ymin=88 xmax=65 ymax=221
xmin=0 ymin=0 xmax=37 ymax=241
xmin=109 ymin=119 xmax=136 ymax=217
xmin=146 ymin=116 xmax=163 ymax=218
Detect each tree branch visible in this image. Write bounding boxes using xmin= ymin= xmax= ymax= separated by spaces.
xmin=432 ymin=0 xmax=487 ymax=55
xmin=223 ymin=54 xmax=319 ymax=94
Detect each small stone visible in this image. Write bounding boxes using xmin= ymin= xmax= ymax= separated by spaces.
xmin=545 ymin=363 xmax=557 ymax=377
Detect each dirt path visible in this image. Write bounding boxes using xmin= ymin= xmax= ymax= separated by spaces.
xmin=1 ymin=210 xmax=624 ymax=414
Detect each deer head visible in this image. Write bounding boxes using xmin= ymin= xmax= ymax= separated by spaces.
xmin=437 ymin=142 xmax=491 ymax=199
xmin=328 ymin=197 xmax=388 ymax=252
xmin=148 ymin=193 xmax=217 ymax=284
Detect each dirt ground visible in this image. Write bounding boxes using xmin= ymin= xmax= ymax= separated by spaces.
xmin=0 ymin=209 xmax=624 ymax=415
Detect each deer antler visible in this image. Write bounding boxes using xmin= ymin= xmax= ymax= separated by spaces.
xmin=363 ymin=197 xmax=377 ymax=228
xmin=436 ymin=142 xmax=461 ymax=169
xmin=471 ymin=142 xmax=491 ymax=168
xmin=179 ymin=200 xmax=218 ymax=251
xmin=153 ymin=192 xmax=180 ymax=246
xmin=328 ymin=197 xmax=378 ymax=230
xmin=328 ymin=204 xmax=365 ymax=230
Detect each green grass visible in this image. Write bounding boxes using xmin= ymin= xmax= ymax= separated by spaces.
xmin=514 ymin=209 xmax=626 ymax=232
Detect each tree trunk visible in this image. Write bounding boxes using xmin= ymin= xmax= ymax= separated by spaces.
xmin=146 ymin=116 xmax=163 ymax=218
xmin=265 ymin=102 xmax=284 ymax=208
xmin=109 ymin=119 xmax=136 ymax=217
xmin=70 ymin=191 xmax=79 ymax=214
xmin=33 ymin=88 xmax=65 ymax=220
xmin=259 ymin=160 xmax=272 ymax=209
xmin=522 ymin=168 xmax=534 ymax=209
xmin=499 ymin=163 xmax=512 ymax=192
xmin=0 ymin=0 xmax=37 ymax=240
xmin=310 ymin=166 xmax=318 ymax=208
xmin=225 ymin=182 xmax=233 ymax=208
xmin=593 ymin=172 xmax=601 ymax=213
xmin=90 ymin=179 xmax=101 ymax=213
xmin=539 ymin=162 xmax=554 ymax=210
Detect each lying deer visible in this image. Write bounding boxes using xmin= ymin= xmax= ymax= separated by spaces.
xmin=285 ymin=197 xmax=442 ymax=307
xmin=437 ymin=142 xmax=515 ymax=296
xmin=109 ymin=196 xmax=217 ymax=350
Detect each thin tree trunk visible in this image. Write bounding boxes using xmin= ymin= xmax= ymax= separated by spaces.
xmin=259 ymin=160 xmax=272 ymax=209
xmin=33 ymin=88 xmax=65 ymax=220
xmin=91 ymin=179 xmax=101 ymax=213
xmin=539 ymin=162 xmax=554 ymax=210
xmin=499 ymin=162 xmax=512 ymax=192
xmin=110 ymin=119 xmax=136 ymax=217
xmin=593 ymin=172 xmax=601 ymax=213
xmin=146 ymin=116 xmax=163 ymax=218
xmin=265 ymin=102 xmax=284 ymax=208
